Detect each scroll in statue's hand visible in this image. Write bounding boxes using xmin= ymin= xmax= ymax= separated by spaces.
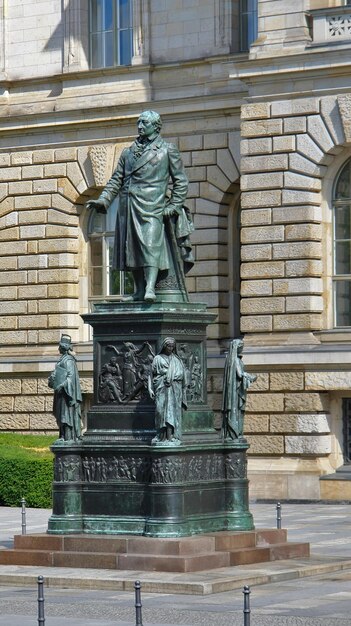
xmin=85 ymin=199 xmax=107 ymax=214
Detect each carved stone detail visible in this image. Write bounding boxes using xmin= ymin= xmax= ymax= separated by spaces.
xmin=89 ymin=144 xmax=116 ymax=187
xmin=338 ymin=95 xmax=351 ymax=143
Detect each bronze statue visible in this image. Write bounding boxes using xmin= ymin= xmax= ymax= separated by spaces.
xmin=221 ymin=339 xmax=257 ymax=441
xmin=86 ymin=110 xmax=194 ymax=302
xmin=48 ymin=334 xmax=82 ymax=443
xmin=148 ymin=337 xmax=187 ymax=445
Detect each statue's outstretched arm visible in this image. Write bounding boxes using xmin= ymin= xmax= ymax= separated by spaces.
xmin=86 ymin=150 xmax=126 ymax=212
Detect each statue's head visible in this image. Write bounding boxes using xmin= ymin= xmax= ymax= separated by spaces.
xmin=232 ymin=338 xmax=244 ymax=356
xmin=160 ymin=337 xmax=176 ymax=356
xmin=59 ymin=333 xmax=72 ymax=354
xmin=137 ymin=110 xmax=162 ymax=138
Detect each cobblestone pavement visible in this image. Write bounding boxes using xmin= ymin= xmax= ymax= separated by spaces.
xmin=0 ymin=502 xmax=350 ymax=625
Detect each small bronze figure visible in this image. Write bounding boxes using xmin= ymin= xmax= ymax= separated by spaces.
xmin=148 ymin=337 xmax=187 ymax=445
xmin=222 ymin=339 xmax=257 ymax=441
xmin=48 ymin=334 xmax=82 ymax=443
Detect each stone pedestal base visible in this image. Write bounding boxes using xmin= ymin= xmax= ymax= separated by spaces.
xmin=0 ymin=528 xmax=309 ymax=572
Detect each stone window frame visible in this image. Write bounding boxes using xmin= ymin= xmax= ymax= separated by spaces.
xmin=239 ymin=0 xmax=258 ymax=52
xmin=332 ymin=158 xmax=351 ymax=328
xmin=63 ymin=0 xmax=149 ymax=73
xmin=88 ymin=0 xmax=133 ymax=69
xmin=87 ymin=200 xmax=134 ymax=305
xmin=320 ymin=148 xmax=351 ymax=334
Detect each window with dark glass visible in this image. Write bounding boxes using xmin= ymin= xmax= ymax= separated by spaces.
xmin=88 ymin=199 xmax=133 ymax=303
xmin=89 ymin=0 xmax=133 ymax=68
xmin=333 ymin=159 xmax=351 ymax=326
xmin=239 ymin=0 xmax=258 ymax=52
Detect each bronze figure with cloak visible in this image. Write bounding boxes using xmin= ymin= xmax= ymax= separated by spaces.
xmin=148 ymin=337 xmax=187 ymax=444
xmin=86 ymin=110 xmax=194 ymax=302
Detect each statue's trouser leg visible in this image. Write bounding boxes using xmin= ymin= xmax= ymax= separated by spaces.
xmin=144 ymin=266 xmax=158 ymax=302
xmin=122 ymin=269 xmax=144 ymax=301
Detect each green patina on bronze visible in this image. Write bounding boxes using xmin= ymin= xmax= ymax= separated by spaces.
xmin=48 ymin=111 xmax=254 ymax=538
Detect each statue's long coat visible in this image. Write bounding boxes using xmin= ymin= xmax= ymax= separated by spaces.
xmin=52 ymin=354 xmax=82 ymax=438
xmin=98 ymin=137 xmax=189 ymax=271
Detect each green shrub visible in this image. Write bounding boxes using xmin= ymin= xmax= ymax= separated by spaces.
xmin=0 ymin=434 xmax=56 ymax=508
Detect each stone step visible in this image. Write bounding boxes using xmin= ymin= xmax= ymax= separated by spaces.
xmin=126 ymin=535 xmax=216 ymax=555
xmin=213 ymin=528 xmax=287 ymax=551
xmin=0 ymin=549 xmax=119 ymax=569
xmin=13 ymin=534 xmax=128 ymax=554
xmin=117 ymin=551 xmax=230 ymax=573
xmin=1 ymin=530 xmax=310 ymax=573
xmin=229 ymin=542 xmax=310 ymax=566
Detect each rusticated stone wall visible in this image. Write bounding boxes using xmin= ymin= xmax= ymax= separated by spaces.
xmin=0 ymin=374 xmax=93 ymax=432
xmin=245 ymin=372 xmax=331 ymax=456
xmin=240 ymin=94 xmax=346 ymax=335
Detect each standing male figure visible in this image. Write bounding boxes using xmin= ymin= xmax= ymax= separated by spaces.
xmin=86 ymin=110 xmax=191 ymax=302
xmin=48 ymin=334 xmax=82 ymax=442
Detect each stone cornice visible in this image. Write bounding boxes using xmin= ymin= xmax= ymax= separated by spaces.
xmin=232 ymin=48 xmax=351 ymax=84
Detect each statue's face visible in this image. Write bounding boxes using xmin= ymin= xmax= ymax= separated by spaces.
xmin=138 ymin=114 xmax=156 ymax=138
xmin=110 ymin=357 xmax=117 ymax=365
xmin=163 ymin=342 xmax=175 ymax=355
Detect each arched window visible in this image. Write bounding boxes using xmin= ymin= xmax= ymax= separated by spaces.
xmin=89 ymin=0 xmax=133 ymax=68
xmin=333 ymin=159 xmax=351 ymax=326
xmin=88 ymin=198 xmax=133 ymax=304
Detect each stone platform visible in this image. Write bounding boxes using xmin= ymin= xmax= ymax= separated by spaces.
xmin=0 ymin=529 xmax=309 ymax=573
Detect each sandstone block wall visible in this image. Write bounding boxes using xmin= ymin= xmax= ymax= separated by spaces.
xmin=208 ymin=365 xmax=339 ymax=464
xmin=0 ymin=374 xmax=93 ymax=433
xmin=240 ymin=94 xmax=347 ymax=336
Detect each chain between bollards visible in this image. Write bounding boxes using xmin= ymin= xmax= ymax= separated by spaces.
xmin=21 ymin=497 xmax=26 ymax=535
xmin=134 ymin=580 xmax=143 ymax=626
xmin=243 ymin=585 xmax=251 ymax=626
xmin=37 ymin=575 xmax=45 ymax=625
xmin=276 ymin=501 xmax=282 ymax=529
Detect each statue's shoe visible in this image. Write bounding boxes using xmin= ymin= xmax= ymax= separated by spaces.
xmin=144 ymin=289 xmax=156 ymax=302
xmin=122 ymin=292 xmax=144 ymax=302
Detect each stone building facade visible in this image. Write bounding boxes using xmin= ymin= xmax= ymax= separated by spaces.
xmin=1 ymin=0 xmax=351 ymax=499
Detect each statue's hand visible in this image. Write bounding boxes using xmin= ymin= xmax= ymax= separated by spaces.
xmin=164 ymin=205 xmax=178 ymax=218
xmin=149 ymin=389 xmax=155 ymax=400
xmin=85 ymin=199 xmax=107 ymax=214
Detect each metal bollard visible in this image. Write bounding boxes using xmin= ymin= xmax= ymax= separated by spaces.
xmin=21 ymin=497 xmax=26 ymax=535
xmin=243 ymin=585 xmax=251 ymax=626
xmin=276 ymin=501 xmax=282 ymax=529
xmin=37 ymin=575 xmax=45 ymax=625
xmin=134 ymin=580 xmax=143 ymax=626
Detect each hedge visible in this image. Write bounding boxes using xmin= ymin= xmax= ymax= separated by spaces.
xmin=0 ymin=434 xmax=56 ymax=508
